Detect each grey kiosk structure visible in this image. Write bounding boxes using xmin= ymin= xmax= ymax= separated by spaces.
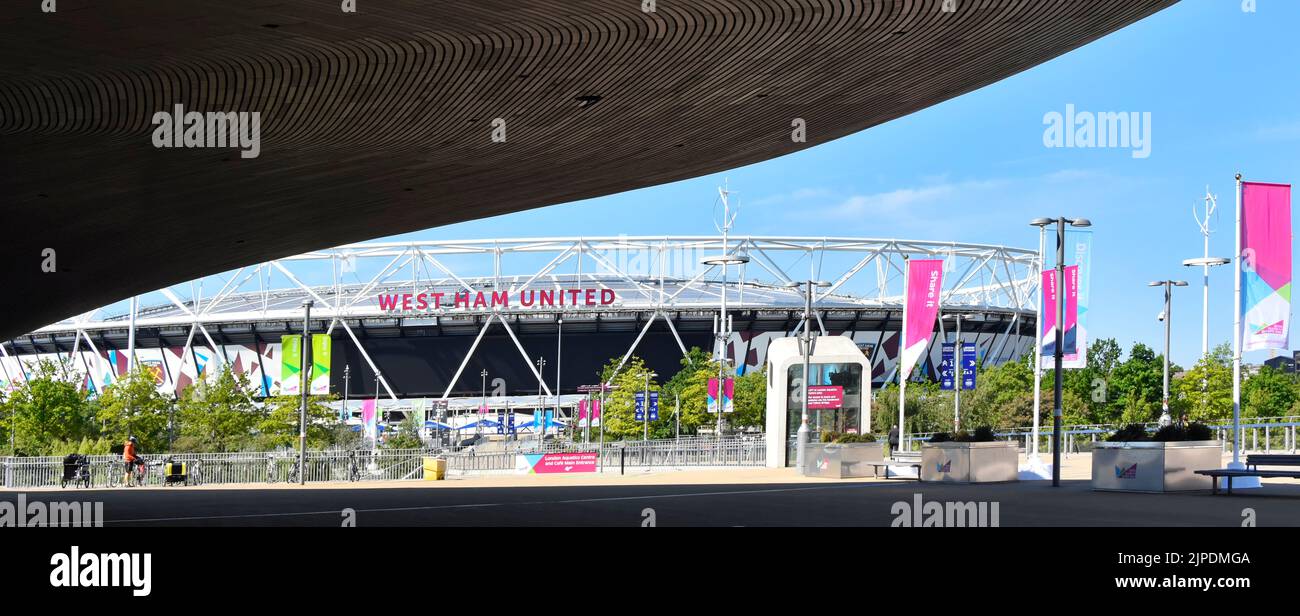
xmin=764 ymin=336 xmax=872 ymax=469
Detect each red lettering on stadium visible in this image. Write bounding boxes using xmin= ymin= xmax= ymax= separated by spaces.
xmin=377 ymin=288 xmax=616 ymax=313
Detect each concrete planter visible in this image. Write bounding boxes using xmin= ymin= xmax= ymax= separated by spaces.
xmin=921 ymin=441 xmax=1019 ymax=483
xmin=1091 ymin=441 xmax=1221 ymax=492
xmin=802 ymin=442 xmax=885 ymax=478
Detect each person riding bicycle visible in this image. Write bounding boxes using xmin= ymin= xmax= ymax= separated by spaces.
xmin=123 ymin=436 xmax=141 ymax=486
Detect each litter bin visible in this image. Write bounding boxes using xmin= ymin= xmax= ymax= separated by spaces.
xmin=423 ymin=457 xmax=446 ymax=481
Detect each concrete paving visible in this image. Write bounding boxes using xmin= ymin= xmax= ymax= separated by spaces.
xmin=5 ymin=452 xmax=1298 ymax=526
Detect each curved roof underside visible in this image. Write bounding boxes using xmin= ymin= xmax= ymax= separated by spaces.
xmin=0 ymin=0 xmax=1176 ymax=340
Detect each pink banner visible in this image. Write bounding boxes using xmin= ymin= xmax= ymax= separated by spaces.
xmin=361 ymin=399 xmax=377 ymax=441
xmin=1241 ymin=182 xmax=1292 ymax=351
xmin=592 ymin=399 xmax=601 ymax=419
xmin=577 ymin=399 xmax=588 ymax=420
xmin=361 ymin=399 xmax=376 ymax=425
xmin=807 ymin=385 xmax=844 ymax=409
xmin=1040 ymin=265 xmax=1078 ymax=366
xmin=900 ymin=259 xmax=944 ymax=380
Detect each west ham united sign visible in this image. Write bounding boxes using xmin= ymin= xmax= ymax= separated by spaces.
xmin=377 ymin=288 xmax=617 ymax=313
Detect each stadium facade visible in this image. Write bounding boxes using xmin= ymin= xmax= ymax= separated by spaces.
xmin=1 ymin=236 xmax=1039 ymax=404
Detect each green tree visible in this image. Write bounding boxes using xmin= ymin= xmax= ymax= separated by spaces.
xmin=5 ymin=359 xmax=97 ymax=455
xmin=1242 ymin=365 xmax=1296 ymax=418
xmin=174 ymin=365 xmax=262 ymax=452
xmin=256 ymin=394 xmax=341 ymax=450
xmin=597 ymin=356 xmax=660 ymax=440
xmin=1107 ymin=343 xmax=1167 ymax=424
xmin=382 ymin=415 xmax=424 ymax=449
xmin=730 ymin=367 xmax=766 ymax=429
xmin=96 ymin=366 xmax=174 ymax=451
xmin=1175 ymin=343 xmax=1233 ymax=422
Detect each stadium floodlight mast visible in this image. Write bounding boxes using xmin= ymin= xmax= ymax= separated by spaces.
xmin=1149 ymin=280 xmax=1189 ymax=420
xmin=1029 ymin=216 xmax=1091 ymax=488
xmin=298 ymin=299 xmax=313 ymax=486
xmin=787 ymin=280 xmax=830 ymax=474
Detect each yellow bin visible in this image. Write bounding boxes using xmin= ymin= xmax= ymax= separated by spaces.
xmin=422 ymin=457 xmax=446 ymax=480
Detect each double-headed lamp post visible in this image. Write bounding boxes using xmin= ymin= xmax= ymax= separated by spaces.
xmin=787 ymin=280 xmax=830 ymax=474
xmin=1149 ymin=280 xmax=1189 ymax=419
xmin=1030 ymin=216 xmax=1091 ymax=488
xmin=702 ymin=252 xmax=750 ymax=443
xmin=298 ymin=299 xmax=313 ymax=486
xmin=1181 ymin=257 xmax=1231 ymax=358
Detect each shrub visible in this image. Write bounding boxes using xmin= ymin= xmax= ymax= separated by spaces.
xmin=1151 ymin=424 xmax=1187 ymax=442
xmin=971 ymin=426 xmax=997 ymax=442
xmin=1108 ymin=423 xmax=1149 ymax=442
xmin=1186 ymin=422 xmax=1214 ymax=441
xmin=929 ymin=432 xmax=951 ymax=443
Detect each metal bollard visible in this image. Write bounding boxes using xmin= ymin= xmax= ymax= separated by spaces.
xmin=620 ymin=447 xmax=625 ymax=475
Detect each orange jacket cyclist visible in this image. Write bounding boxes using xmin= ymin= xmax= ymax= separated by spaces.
xmin=123 ymin=436 xmax=139 ymax=486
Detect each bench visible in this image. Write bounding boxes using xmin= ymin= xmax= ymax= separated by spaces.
xmin=868 ymin=460 xmax=921 ymax=480
xmin=1195 ymin=454 xmax=1300 ymax=494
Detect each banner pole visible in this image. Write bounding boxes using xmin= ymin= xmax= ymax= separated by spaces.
xmin=1232 ymin=173 xmax=1243 ymax=467
xmin=898 ymin=256 xmax=909 ymax=456
xmin=1031 ymin=226 xmax=1044 ymax=459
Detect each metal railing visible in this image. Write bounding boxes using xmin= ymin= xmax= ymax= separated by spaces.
xmin=897 ymin=418 xmax=1300 ymax=456
xmin=2 ymin=436 xmax=767 ymax=488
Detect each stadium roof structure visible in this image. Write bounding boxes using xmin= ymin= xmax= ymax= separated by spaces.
xmin=13 ymin=233 xmax=1035 ymax=339
xmin=0 ymin=0 xmax=1177 ymax=341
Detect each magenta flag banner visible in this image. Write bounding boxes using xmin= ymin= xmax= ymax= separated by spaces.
xmin=361 ymin=399 xmax=378 ymax=443
xmin=591 ymin=399 xmax=601 ymax=419
xmin=1040 ymin=266 xmax=1079 ymax=367
xmin=900 ymin=259 xmax=944 ymax=381
xmin=577 ymin=399 xmax=588 ymax=420
xmin=1241 ymin=182 xmax=1292 ymax=351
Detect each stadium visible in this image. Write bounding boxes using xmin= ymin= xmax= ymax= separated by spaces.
xmin=1 ymin=233 xmax=1040 ymax=416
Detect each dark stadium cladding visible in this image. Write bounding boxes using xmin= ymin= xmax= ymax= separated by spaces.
xmin=377 ymin=288 xmax=616 ymax=312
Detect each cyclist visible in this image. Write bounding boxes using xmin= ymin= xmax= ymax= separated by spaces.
xmin=123 ymin=436 xmax=140 ymax=487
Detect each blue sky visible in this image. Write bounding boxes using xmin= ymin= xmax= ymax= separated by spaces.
xmin=368 ymin=0 xmax=1297 ymax=368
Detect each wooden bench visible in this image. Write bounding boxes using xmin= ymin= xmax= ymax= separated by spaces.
xmin=1195 ymin=454 xmax=1300 ymax=494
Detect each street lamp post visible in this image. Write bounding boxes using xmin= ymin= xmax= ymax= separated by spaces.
xmin=479 ymin=369 xmax=488 ymax=437
xmin=788 ymin=280 xmax=830 ymax=473
xmin=535 ymin=356 xmax=546 ymax=448
xmin=556 ymin=318 xmax=564 ymax=442
xmin=1185 ymin=187 xmax=1231 ymax=359
xmin=1149 ymin=280 xmax=1189 ymax=420
xmin=942 ymin=313 xmax=979 ymax=432
xmin=1030 ymin=216 xmax=1091 ymax=487
xmin=342 ymin=364 xmax=351 ymax=424
xmin=297 ymin=300 xmax=313 ymax=485
xmin=642 ymin=370 xmax=657 ymax=442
